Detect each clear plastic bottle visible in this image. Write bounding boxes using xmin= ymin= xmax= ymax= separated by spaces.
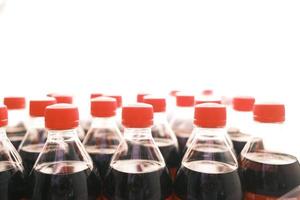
xmin=184 ymin=102 xmax=234 ymax=157
xmin=32 ymin=104 xmax=101 ymax=200
xmin=0 ymin=104 xmax=25 ymax=199
xmin=186 ymin=96 xmax=223 ymax=153
xmin=80 ymin=93 xmax=104 ymax=134
xmin=240 ymin=103 xmax=300 ymax=199
xmin=143 ymin=96 xmax=180 ymax=179
xmin=3 ymin=96 xmax=27 ymax=149
xmin=170 ymin=93 xmax=195 ymax=156
xmin=166 ymin=90 xmax=180 ymax=122
xmin=174 ymin=103 xmax=243 ymax=200
xmin=106 ymin=95 xmax=123 ymax=133
xmin=227 ymin=96 xmax=255 ymax=156
xmin=104 ymin=103 xmax=173 ymax=200
xmin=18 ymin=97 xmax=56 ymax=198
xmin=83 ymin=97 xmax=122 ymax=180
xmin=48 ymin=94 xmax=86 ymax=141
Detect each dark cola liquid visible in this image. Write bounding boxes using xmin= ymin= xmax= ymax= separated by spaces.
xmin=174 ymin=131 xmax=191 ymax=157
xmin=86 ymin=142 xmax=118 ymax=179
xmin=0 ymin=161 xmax=25 ymax=200
xmin=19 ymin=143 xmax=45 ymax=198
xmin=228 ymin=129 xmax=251 ymax=156
xmin=32 ymin=161 xmax=101 ymax=200
xmin=175 ymin=160 xmax=242 ymax=200
xmin=241 ymin=152 xmax=300 ymax=199
xmin=7 ymin=124 xmax=27 ymax=149
xmin=154 ymin=138 xmax=180 ymax=179
xmin=104 ymin=159 xmax=173 ymax=200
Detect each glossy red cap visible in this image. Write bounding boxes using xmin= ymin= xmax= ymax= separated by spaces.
xmin=122 ymin=103 xmax=153 ymax=128
xmin=233 ymin=96 xmax=255 ymax=111
xmin=45 ymin=104 xmax=79 ymax=130
xmin=106 ymin=95 xmax=122 ymax=108
xmin=137 ymin=93 xmax=150 ymax=103
xmin=90 ymin=93 xmax=103 ymax=99
xmin=176 ymin=94 xmax=195 ymax=107
xmin=4 ymin=97 xmax=26 ymax=109
xmin=194 ymin=103 xmax=226 ymax=128
xmin=0 ymin=105 xmax=8 ymax=127
xmin=143 ymin=96 xmax=166 ymax=112
xmin=253 ymin=103 xmax=285 ymax=123
xmin=30 ymin=98 xmax=57 ymax=117
xmin=50 ymin=94 xmax=73 ymax=104
xmin=91 ymin=97 xmax=117 ymax=117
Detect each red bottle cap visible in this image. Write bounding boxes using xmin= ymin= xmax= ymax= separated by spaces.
xmin=91 ymin=97 xmax=117 ymax=117
xmin=143 ymin=96 xmax=166 ymax=112
xmin=176 ymin=94 xmax=195 ymax=107
xmin=45 ymin=104 xmax=79 ymax=130
xmin=30 ymin=98 xmax=57 ymax=117
xmin=169 ymin=90 xmax=180 ymax=97
xmin=137 ymin=93 xmax=150 ymax=103
xmin=0 ymin=105 xmax=8 ymax=127
xmin=122 ymin=103 xmax=153 ymax=128
xmin=4 ymin=97 xmax=26 ymax=109
xmin=233 ymin=96 xmax=255 ymax=111
xmin=253 ymin=103 xmax=285 ymax=123
xmin=106 ymin=95 xmax=122 ymax=108
xmin=50 ymin=94 xmax=73 ymax=104
xmin=90 ymin=93 xmax=103 ymax=99
xmin=194 ymin=103 xmax=226 ymax=128
xmin=202 ymin=89 xmax=213 ymax=96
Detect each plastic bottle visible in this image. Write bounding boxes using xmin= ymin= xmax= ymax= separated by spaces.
xmin=170 ymin=93 xmax=195 ymax=156
xmin=174 ymin=103 xmax=242 ymax=200
xmin=106 ymin=95 xmax=123 ymax=133
xmin=227 ymin=96 xmax=255 ymax=156
xmin=0 ymin=104 xmax=25 ymax=199
xmin=80 ymin=93 xmax=104 ymax=134
xmin=32 ymin=104 xmax=101 ymax=199
xmin=143 ymin=96 xmax=180 ymax=179
xmin=166 ymin=90 xmax=180 ymax=122
xmin=104 ymin=103 xmax=173 ymax=200
xmin=240 ymin=103 xmax=300 ymax=199
xmin=83 ymin=97 xmax=122 ymax=180
xmin=48 ymin=94 xmax=85 ymax=141
xmin=18 ymin=97 xmax=56 ymax=198
xmin=3 ymin=96 xmax=27 ymax=149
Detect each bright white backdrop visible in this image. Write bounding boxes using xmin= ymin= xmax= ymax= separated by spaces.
xmin=0 ymin=0 xmax=299 ymax=124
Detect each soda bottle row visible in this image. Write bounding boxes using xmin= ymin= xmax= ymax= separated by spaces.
xmin=0 ymin=90 xmax=299 ymax=200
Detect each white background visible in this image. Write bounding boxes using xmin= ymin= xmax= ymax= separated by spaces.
xmin=0 ymin=0 xmax=299 ymax=125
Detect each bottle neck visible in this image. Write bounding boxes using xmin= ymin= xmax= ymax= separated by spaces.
xmin=47 ymin=128 xmax=79 ymax=141
xmin=194 ymin=126 xmax=226 ymax=137
xmin=91 ymin=116 xmax=117 ymax=128
xmin=0 ymin=127 xmax=7 ymax=137
xmin=7 ymin=109 xmax=26 ymax=127
xmin=252 ymin=120 xmax=284 ymax=138
xmin=28 ymin=116 xmax=45 ymax=129
xmin=153 ymin=112 xmax=168 ymax=124
xmin=175 ymin=106 xmax=194 ymax=117
xmin=124 ymin=127 xmax=153 ymax=140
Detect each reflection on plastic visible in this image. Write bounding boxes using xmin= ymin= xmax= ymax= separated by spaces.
xmin=279 ymin=186 xmax=300 ymax=200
